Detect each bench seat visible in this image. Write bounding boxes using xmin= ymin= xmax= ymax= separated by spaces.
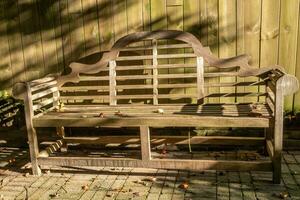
xmin=33 ymin=103 xmax=272 ymax=127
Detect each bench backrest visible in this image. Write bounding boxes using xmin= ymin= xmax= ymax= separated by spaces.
xmin=58 ymin=30 xmax=271 ymax=106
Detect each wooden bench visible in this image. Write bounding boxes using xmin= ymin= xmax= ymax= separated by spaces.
xmin=13 ymin=30 xmax=299 ymax=183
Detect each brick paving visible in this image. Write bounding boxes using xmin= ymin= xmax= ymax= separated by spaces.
xmin=0 ymin=148 xmax=300 ymax=199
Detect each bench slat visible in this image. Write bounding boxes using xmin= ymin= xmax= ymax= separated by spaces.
xmin=37 ymin=157 xmax=272 ymax=172
xmin=30 ymin=77 xmax=56 ymax=87
xmin=61 ymin=86 xmax=110 ymax=91
xmin=78 ymin=72 xmax=239 ymax=82
xmin=60 ymin=82 xmax=265 ymax=92
xmin=33 ymin=116 xmax=271 ymax=127
xmin=33 ymin=97 xmax=58 ymax=111
xmin=121 ymin=43 xmax=193 ymax=51
xmin=115 ymin=53 xmax=197 ymax=61
xmin=31 ymin=87 xmax=58 ymax=100
xmin=31 ymin=80 xmax=57 ymax=92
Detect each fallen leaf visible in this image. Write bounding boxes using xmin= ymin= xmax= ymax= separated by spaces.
xmin=178 ymin=181 xmax=189 ymax=190
xmin=133 ymin=192 xmax=140 ymax=196
xmin=142 ymin=177 xmax=157 ymax=182
xmin=24 ymin=173 xmax=30 ymax=177
xmin=106 ymin=194 xmax=112 ymax=197
xmin=218 ymin=171 xmax=225 ymax=176
xmin=98 ymin=113 xmax=104 ymax=117
xmin=49 ymin=193 xmax=58 ymax=198
xmin=157 ymin=108 xmax=164 ymax=114
xmin=45 ymin=170 xmax=51 ymax=175
xmin=248 ymin=111 xmax=263 ymax=117
xmin=291 ymin=171 xmax=298 ymax=175
xmin=279 ymin=191 xmax=289 ymax=199
xmin=82 ymin=185 xmax=89 ymax=190
xmin=134 ymin=179 xmax=143 ymax=184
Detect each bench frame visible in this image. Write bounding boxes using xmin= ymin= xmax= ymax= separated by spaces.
xmin=13 ymin=30 xmax=299 ymax=184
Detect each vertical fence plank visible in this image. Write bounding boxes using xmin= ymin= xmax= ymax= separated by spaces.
xmin=184 ymin=0 xmax=199 ymax=103
xmin=37 ymin=0 xmax=60 ymax=75
xmin=82 ymin=0 xmax=101 ymax=57
xmin=260 ymin=0 xmax=280 ymax=103
xmin=113 ymin=0 xmax=127 ymax=42
xmin=143 ymin=0 xmax=151 ymax=31
xmin=151 ymin=0 xmax=167 ymax=103
xmin=98 ymin=0 xmax=114 ymax=51
xmin=52 ymin=0 xmax=65 ymax=73
xmin=59 ymin=0 xmax=73 ymax=67
xmin=218 ymin=0 xmax=237 ymax=103
xmin=206 ymin=0 xmax=219 ymax=103
xmin=0 ymin=0 xmax=13 ymax=89
xmin=127 ymin=0 xmax=143 ymax=33
xmin=238 ymin=0 xmax=262 ymax=103
xmin=5 ymin=1 xmax=27 ymax=86
xmin=278 ymin=0 xmax=300 ymax=112
xmin=167 ymin=3 xmax=184 ymax=103
xmin=18 ymin=0 xmax=44 ymax=81
xmin=67 ymin=0 xmax=86 ymax=61
xmin=151 ymin=0 xmax=167 ymax=31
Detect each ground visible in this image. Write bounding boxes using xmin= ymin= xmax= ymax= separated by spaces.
xmin=0 ymin=148 xmax=300 ymax=200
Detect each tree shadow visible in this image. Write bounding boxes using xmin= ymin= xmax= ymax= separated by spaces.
xmin=0 ymin=0 xmax=242 ymax=91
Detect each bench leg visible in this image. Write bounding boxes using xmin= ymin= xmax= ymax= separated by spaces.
xmin=273 ymin=124 xmax=282 ymax=184
xmin=140 ymin=126 xmax=151 ymax=161
xmin=264 ymin=128 xmax=272 ymax=156
xmin=56 ymin=127 xmax=68 ymax=152
xmin=272 ymin=115 xmax=283 ymax=184
xmin=27 ymin=126 xmax=41 ymax=176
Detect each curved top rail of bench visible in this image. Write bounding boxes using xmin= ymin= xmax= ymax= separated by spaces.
xmin=57 ymin=30 xmax=285 ymax=87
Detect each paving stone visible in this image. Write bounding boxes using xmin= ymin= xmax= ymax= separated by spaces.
xmin=0 ymin=148 xmax=300 ymax=199
xmin=284 ymin=154 xmax=297 ymax=164
xmin=91 ymin=190 xmax=107 ymax=200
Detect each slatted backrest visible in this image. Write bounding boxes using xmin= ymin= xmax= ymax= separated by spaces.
xmin=108 ymin=39 xmax=205 ymax=105
xmin=57 ymin=30 xmax=277 ymax=106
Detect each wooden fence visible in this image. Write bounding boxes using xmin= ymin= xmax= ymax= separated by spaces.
xmin=0 ymin=0 xmax=300 ymax=111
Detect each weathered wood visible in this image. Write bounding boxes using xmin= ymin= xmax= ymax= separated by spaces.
xmin=140 ymin=126 xmax=151 ymax=160
xmin=32 ymin=97 xmax=57 ymax=111
xmin=31 ymin=80 xmax=57 ymax=92
xmin=56 ymin=127 xmax=67 ymax=152
xmin=64 ymin=136 xmax=265 ymax=146
xmin=115 ymin=53 xmax=197 ymax=61
xmin=196 ymin=57 xmax=205 ymax=103
xmin=109 ymin=60 xmax=117 ymax=105
xmin=33 ymin=116 xmax=270 ymax=128
xmin=31 ymin=87 xmax=58 ymax=100
xmin=121 ymin=43 xmax=194 ymax=51
xmin=266 ymin=139 xmax=274 ymax=159
xmin=278 ymin=0 xmax=300 ymax=111
xmin=39 ymin=139 xmax=64 ymax=157
xmin=273 ymin=78 xmax=283 ymax=184
xmin=56 ymin=30 xmax=287 ymax=87
xmin=37 ymin=157 xmax=273 ymax=172
xmin=152 ymin=39 xmax=158 ymax=105
xmin=24 ymin=83 xmax=41 ymax=176
xmin=13 ymin=30 xmax=299 ymax=182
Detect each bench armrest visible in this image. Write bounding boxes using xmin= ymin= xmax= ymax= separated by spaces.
xmin=12 ymin=76 xmax=59 ymax=117
xmin=276 ymin=74 xmax=299 ymax=96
